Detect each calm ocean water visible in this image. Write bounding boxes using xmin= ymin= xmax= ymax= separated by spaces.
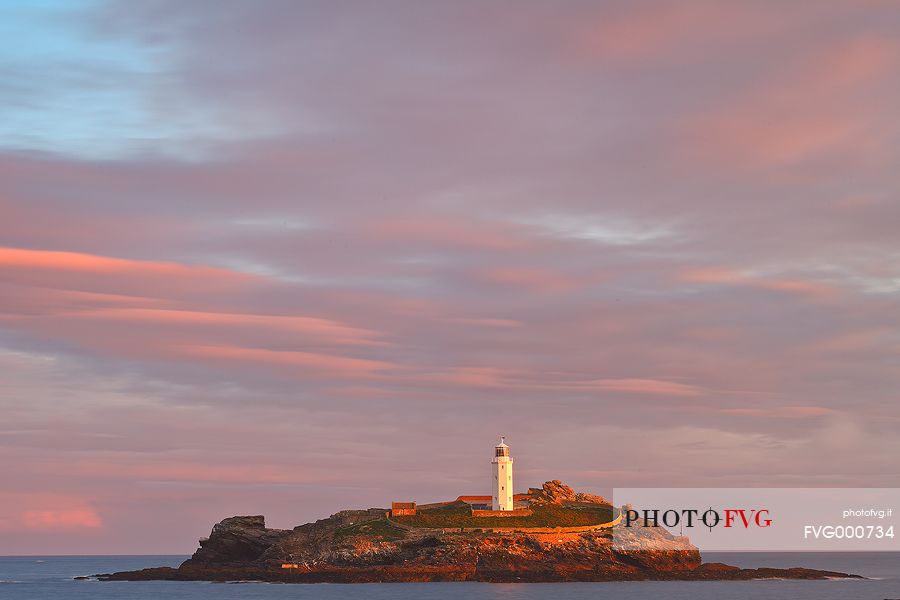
xmin=1 ymin=553 xmax=898 ymax=599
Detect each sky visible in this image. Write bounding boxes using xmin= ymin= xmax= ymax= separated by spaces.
xmin=0 ymin=0 xmax=898 ymax=554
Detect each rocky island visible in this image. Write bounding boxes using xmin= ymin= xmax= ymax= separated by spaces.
xmin=98 ymin=481 xmax=860 ymax=583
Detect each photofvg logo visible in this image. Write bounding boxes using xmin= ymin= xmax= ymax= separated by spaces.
xmin=623 ymin=507 xmax=772 ymax=530
xmin=613 ymin=488 xmax=900 ymax=552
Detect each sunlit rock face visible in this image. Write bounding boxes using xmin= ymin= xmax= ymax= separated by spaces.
xmin=527 ymin=480 xmax=608 ymax=505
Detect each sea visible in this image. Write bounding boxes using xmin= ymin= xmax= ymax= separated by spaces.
xmin=1 ymin=553 xmax=898 ymax=599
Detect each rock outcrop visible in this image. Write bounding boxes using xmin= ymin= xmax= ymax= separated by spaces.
xmin=527 ymin=480 xmax=607 ymax=505
xmin=97 ymin=481 xmax=861 ymax=583
xmin=184 ymin=515 xmax=290 ymax=566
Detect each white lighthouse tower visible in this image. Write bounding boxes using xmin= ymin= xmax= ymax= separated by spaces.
xmin=491 ymin=436 xmax=514 ymax=511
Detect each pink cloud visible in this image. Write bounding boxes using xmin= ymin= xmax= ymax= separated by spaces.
xmin=679 ymin=267 xmax=839 ymax=301
xmin=0 ymin=246 xmax=394 ymax=381
xmin=573 ymin=4 xmax=704 ymax=61
xmin=694 ymin=112 xmax=864 ymax=169
xmin=176 ymin=344 xmax=397 ymax=377
xmin=813 ymin=35 xmax=897 ymax=89
xmin=586 ymin=378 xmax=703 ymax=397
xmin=446 ymin=317 xmax=524 ymax=328
xmin=568 ymin=1 xmax=776 ymax=64
xmin=681 ymin=34 xmax=899 ymax=171
xmin=720 ymin=406 xmax=833 ymax=418
xmin=1 ymin=494 xmax=105 ymax=532
xmin=419 ymin=366 xmax=517 ymax=388
xmin=0 ymin=246 xmax=235 ymax=277
xmin=757 ymin=279 xmax=838 ymax=300
xmin=22 ymin=507 xmax=103 ymax=530
xmin=476 ymin=267 xmax=588 ymax=293
xmin=64 ymin=307 xmax=385 ymax=346
xmin=806 ymin=329 xmax=890 ymax=354
xmin=0 ymin=246 xmax=258 ymax=298
xmin=679 ymin=267 xmax=744 ymax=284
xmin=34 ymin=461 xmax=318 ymax=485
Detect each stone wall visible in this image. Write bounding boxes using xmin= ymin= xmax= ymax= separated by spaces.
xmin=387 ymin=507 xmax=623 ymax=535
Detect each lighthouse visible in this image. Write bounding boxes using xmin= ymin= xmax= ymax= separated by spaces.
xmin=491 ymin=436 xmax=514 ymax=511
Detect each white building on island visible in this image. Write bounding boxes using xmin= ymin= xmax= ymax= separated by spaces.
xmin=491 ymin=436 xmax=514 ymax=511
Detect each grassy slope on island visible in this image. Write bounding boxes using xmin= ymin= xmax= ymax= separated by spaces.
xmin=333 ymin=517 xmax=408 ymax=542
xmin=392 ymin=501 xmax=616 ymax=529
